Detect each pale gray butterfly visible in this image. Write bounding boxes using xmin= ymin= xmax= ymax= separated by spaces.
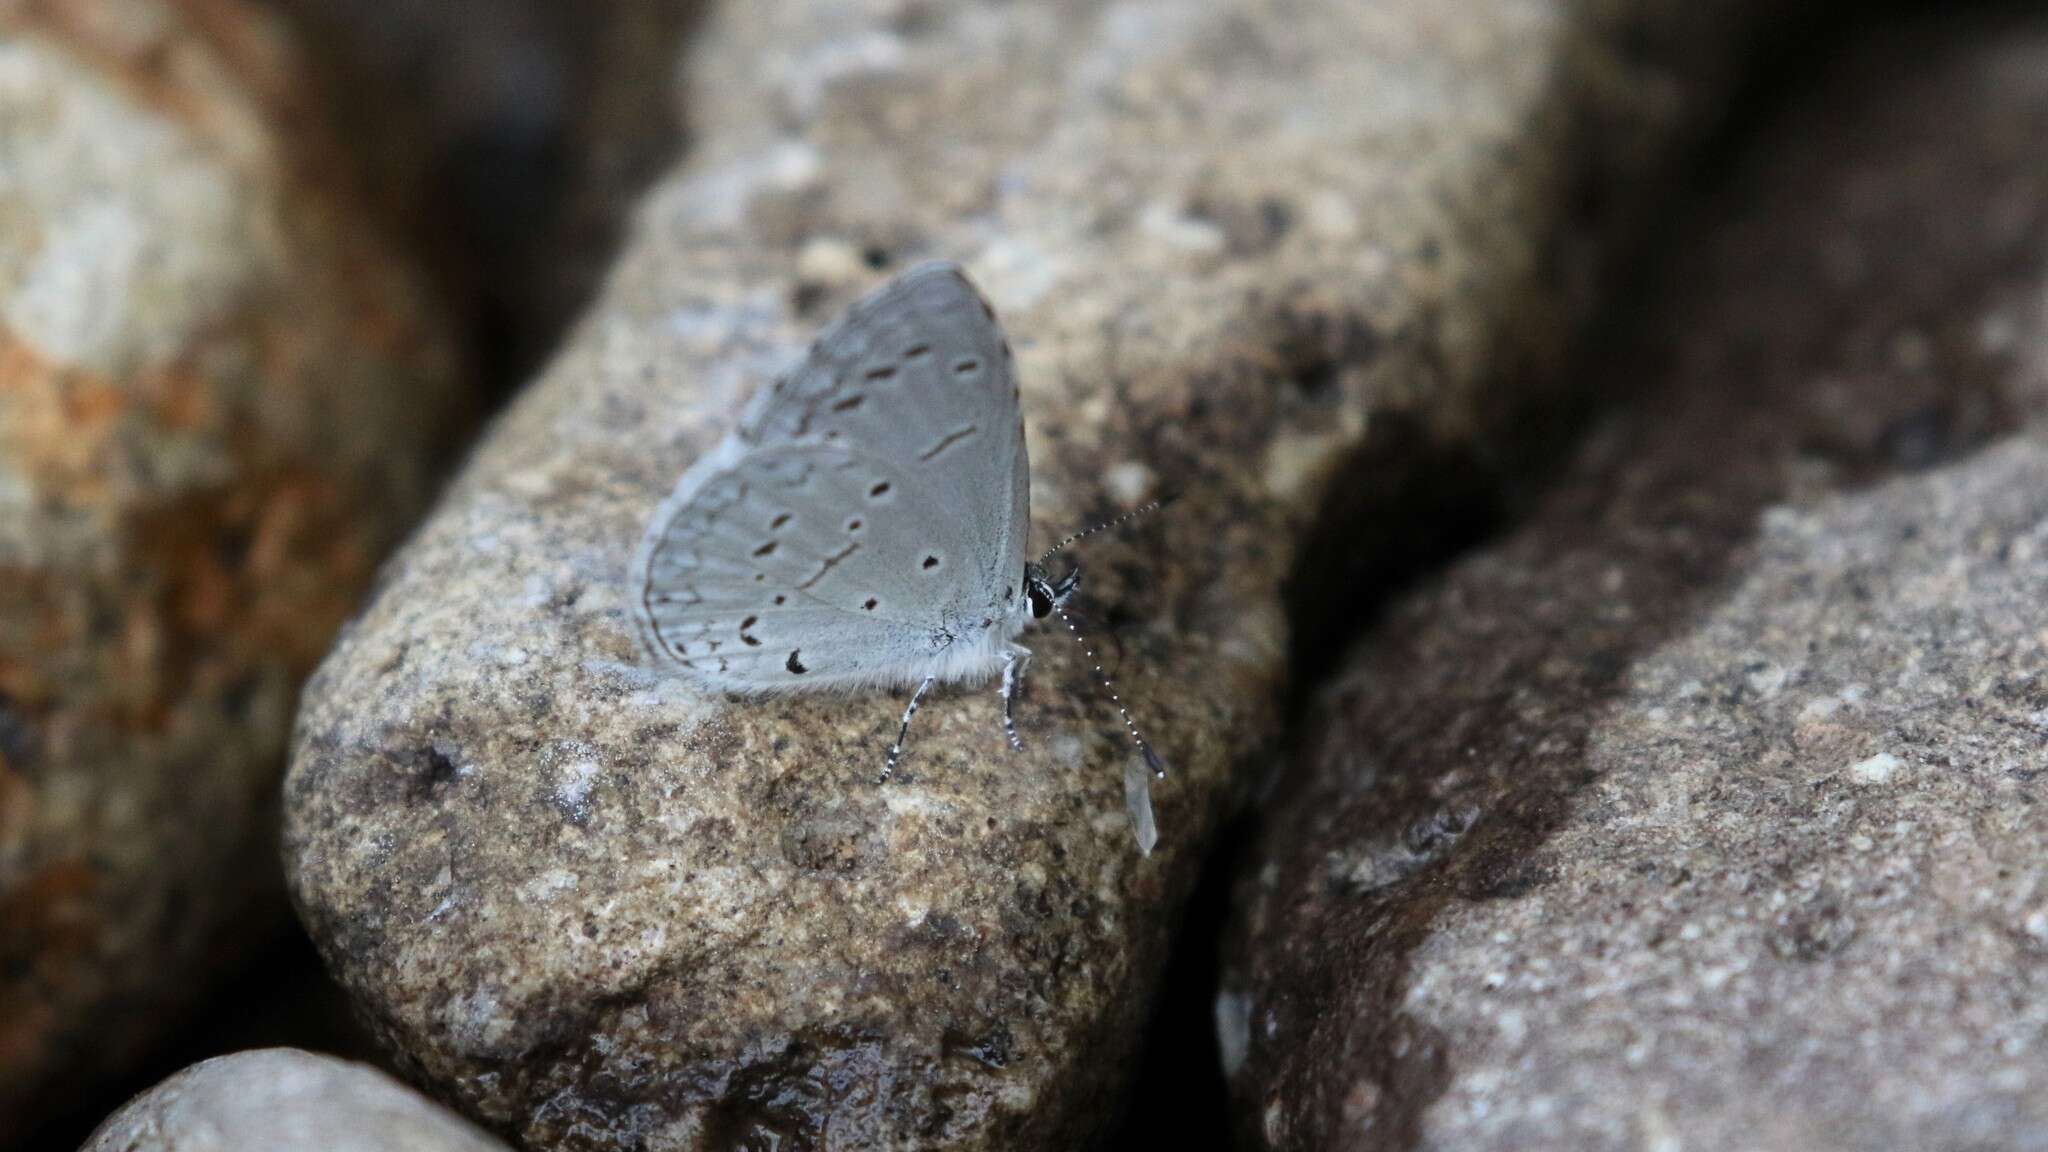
xmin=635 ymin=261 xmax=1166 ymax=852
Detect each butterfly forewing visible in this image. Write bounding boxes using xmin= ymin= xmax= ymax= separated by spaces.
xmin=638 ymin=262 xmax=1029 ymax=692
xmin=744 ymin=263 xmax=1028 ymax=597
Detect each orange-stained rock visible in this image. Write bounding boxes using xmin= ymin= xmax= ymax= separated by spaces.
xmin=0 ymin=0 xmax=465 ymax=1134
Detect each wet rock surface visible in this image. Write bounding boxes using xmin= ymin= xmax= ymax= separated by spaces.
xmin=84 ymin=1048 xmax=514 ymax=1152
xmin=1226 ymin=13 xmax=2048 ymax=1150
xmin=282 ymin=0 xmax=1774 ymax=1147
xmin=0 ymin=0 xmax=464 ymax=1135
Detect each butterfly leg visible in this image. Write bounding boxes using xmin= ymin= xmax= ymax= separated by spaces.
xmin=882 ymin=674 xmax=938 ymax=783
xmin=1000 ymin=644 xmax=1033 ymax=752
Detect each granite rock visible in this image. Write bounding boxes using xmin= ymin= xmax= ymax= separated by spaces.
xmin=1225 ymin=13 xmax=2048 ymax=1149
xmin=84 ymin=1048 xmax=513 ymax=1152
xmin=283 ymin=0 xmax=1775 ymax=1147
xmin=0 ymin=0 xmax=464 ymax=1134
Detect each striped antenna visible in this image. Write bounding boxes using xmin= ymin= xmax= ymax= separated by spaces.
xmin=1037 ymin=493 xmax=1177 ymax=564
xmin=1052 ymin=602 xmax=1167 ymax=780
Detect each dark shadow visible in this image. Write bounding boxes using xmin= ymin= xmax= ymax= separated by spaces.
xmin=264 ymin=0 xmax=710 ymax=394
xmin=1283 ymin=418 xmax=1510 ymax=711
xmin=1101 ymin=816 xmax=1256 ymax=1151
xmin=21 ymin=930 xmax=379 ymax=1152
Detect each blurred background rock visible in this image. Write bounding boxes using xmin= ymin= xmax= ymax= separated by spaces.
xmin=1 ymin=0 xmax=710 ymax=1146
xmin=0 ymin=0 xmax=467 ymax=1142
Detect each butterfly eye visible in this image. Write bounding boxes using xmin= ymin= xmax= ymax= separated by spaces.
xmin=1027 ymin=581 xmax=1053 ymax=619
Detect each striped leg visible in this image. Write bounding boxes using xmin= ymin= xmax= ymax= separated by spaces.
xmin=882 ymin=675 xmax=937 ymax=782
xmin=1000 ymin=644 xmax=1032 ymax=752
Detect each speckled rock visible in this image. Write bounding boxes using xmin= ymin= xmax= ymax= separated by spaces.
xmin=84 ymin=1048 xmax=513 ymax=1152
xmin=283 ymin=0 xmax=1776 ymax=1148
xmin=1225 ymin=14 xmax=2048 ymax=1150
xmin=0 ymin=0 xmax=464 ymax=1135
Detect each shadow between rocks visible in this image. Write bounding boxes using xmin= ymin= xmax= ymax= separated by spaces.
xmin=21 ymin=930 xmax=382 ymax=1152
xmin=1114 ymin=9 xmax=1872 ymax=1147
xmin=265 ymin=0 xmax=709 ymax=392
xmin=1226 ymin=6 xmax=2040 ymax=1146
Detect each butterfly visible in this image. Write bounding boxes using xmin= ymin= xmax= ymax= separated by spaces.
xmin=634 ymin=261 xmax=1165 ymax=850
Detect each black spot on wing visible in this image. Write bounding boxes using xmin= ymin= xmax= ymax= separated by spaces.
xmin=786 ymin=650 xmax=807 ymax=674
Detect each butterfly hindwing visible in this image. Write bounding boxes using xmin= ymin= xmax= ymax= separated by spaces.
xmin=638 ymin=262 xmax=1031 ymax=693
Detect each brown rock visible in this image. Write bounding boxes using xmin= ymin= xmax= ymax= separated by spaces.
xmin=84 ymin=1048 xmax=513 ymax=1152
xmin=1225 ymin=13 xmax=2048 ymax=1149
xmin=282 ymin=0 xmax=1776 ymax=1148
xmin=0 ymin=0 xmax=464 ymax=1134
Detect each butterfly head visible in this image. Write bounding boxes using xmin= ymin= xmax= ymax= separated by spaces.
xmin=1022 ymin=561 xmax=1080 ymax=620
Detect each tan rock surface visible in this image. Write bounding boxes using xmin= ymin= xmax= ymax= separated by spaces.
xmin=283 ymin=0 xmax=1774 ymax=1147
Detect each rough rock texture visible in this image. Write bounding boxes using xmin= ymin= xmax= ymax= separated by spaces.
xmin=0 ymin=0 xmax=464 ymax=1135
xmin=266 ymin=0 xmax=702 ymax=377
xmin=84 ymin=1048 xmax=514 ymax=1152
xmin=1225 ymin=13 xmax=2048 ymax=1150
xmin=283 ymin=1 xmax=1777 ymax=1148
